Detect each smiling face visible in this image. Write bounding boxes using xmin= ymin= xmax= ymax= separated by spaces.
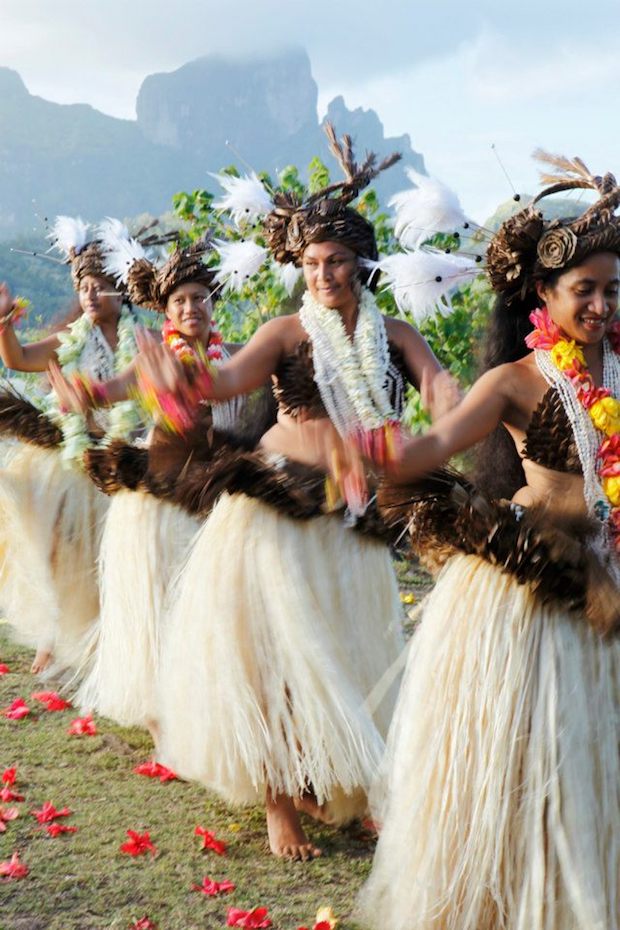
xmin=536 ymin=251 xmax=620 ymax=345
xmin=301 ymin=241 xmax=359 ymax=310
xmin=164 ymin=281 xmax=213 ymax=342
xmin=77 ymin=274 xmax=122 ymax=326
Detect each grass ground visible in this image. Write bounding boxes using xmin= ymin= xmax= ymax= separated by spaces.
xmin=0 ymin=561 xmax=431 ymax=930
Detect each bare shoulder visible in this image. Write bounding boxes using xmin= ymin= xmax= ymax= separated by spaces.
xmin=383 ymin=316 xmax=419 ymax=344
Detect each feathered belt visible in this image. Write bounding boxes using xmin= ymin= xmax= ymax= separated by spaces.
xmin=377 ymin=470 xmax=619 ymax=635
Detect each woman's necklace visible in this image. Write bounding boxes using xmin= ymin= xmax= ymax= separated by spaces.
xmin=526 ymin=306 xmax=620 ymax=573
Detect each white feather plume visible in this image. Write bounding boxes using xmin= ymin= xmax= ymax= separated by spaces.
xmin=213 ymin=239 xmax=268 ymax=294
xmin=102 ymin=232 xmax=148 ymax=286
xmin=366 ymin=249 xmax=479 ymax=324
xmin=274 ymin=261 xmax=302 ymax=296
xmin=48 ymin=215 xmax=91 ymax=257
xmin=211 ymin=172 xmax=273 ymax=227
xmin=97 ymin=216 xmax=130 ymax=244
xmin=389 ymin=167 xmax=468 ymax=249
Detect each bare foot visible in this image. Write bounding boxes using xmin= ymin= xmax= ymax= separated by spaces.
xmin=294 ymin=790 xmax=338 ymax=826
xmin=146 ymin=718 xmax=160 ymax=754
xmin=266 ymin=791 xmax=322 ymax=861
xmin=31 ymin=649 xmax=53 ymax=675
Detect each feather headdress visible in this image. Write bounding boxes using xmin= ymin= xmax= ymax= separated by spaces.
xmin=389 ymin=168 xmax=468 ymax=249
xmin=212 ymin=239 xmax=269 ymax=295
xmin=487 ymin=150 xmax=620 ymax=299
xmin=211 ymin=172 xmax=274 ymax=228
xmin=367 ymin=250 xmax=479 ymax=323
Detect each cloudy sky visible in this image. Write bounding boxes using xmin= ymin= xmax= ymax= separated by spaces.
xmin=2 ymin=0 xmax=619 ymax=219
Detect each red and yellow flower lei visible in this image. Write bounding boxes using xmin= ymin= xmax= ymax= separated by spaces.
xmin=526 ymin=307 xmax=620 ymax=551
xmin=161 ymin=318 xmax=224 ymax=365
xmin=135 ymin=322 xmax=224 ymax=434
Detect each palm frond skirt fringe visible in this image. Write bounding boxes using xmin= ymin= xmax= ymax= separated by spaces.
xmin=0 ymin=443 xmax=106 ymax=669
xmin=157 ymin=492 xmax=405 ymax=824
xmin=357 ymin=552 xmax=620 ymax=930
xmin=76 ymin=491 xmax=199 ymax=727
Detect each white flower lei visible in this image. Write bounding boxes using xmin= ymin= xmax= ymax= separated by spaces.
xmin=45 ymin=307 xmax=144 ymax=467
xmin=299 ymin=287 xmax=396 ymax=436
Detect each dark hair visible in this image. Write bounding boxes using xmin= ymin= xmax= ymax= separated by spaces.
xmin=474 ymin=268 xmax=561 ymax=499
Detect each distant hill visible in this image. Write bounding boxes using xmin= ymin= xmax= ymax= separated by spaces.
xmin=0 ymin=48 xmax=424 ymax=241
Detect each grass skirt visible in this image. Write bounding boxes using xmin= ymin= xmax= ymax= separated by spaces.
xmin=157 ymin=492 xmax=405 ymax=824
xmin=76 ymin=492 xmax=199 ymax=727
xmin=357 ymin=553 xmax=620 ymax=930
xmin=0 ymin=442 xmax=107 ymax=669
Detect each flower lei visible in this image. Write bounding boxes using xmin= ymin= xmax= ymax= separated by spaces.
xmin=133 ymin=322 xmax=225 ymax=434
xmin=46 ymin=307 xmax=144 ymax=467
xmin=161 ymin=318 xmax=224 ymax=365
xmin=526 ymin=306 xmax=620 ymax=563
xmin=299 ymin=287 xmax=402 ymax=466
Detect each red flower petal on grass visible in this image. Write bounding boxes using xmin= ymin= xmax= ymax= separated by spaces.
xmin=0 ymin=806 xmax=19 ymax=832
xmin=119 ymin=829 xmax=157 ymax=857
xmin=133 ymin=760 xmax=178 ymax=782
xmin=43 ymin=823 xmax=78 ymax=837
xmin=31 ymin=691 xmax=72 ymax=712
xmin=0 ymin=851 xmax=28 ymax=879
xmin=31 ymin=801 xmax=72 ymax=824
xmin=0 ymin=664 xmax=9 ymax=675
xmin=2 ymin=767 xmax=17 ymax=786
xmin=2 ymin=698 xmax=30 ymax=720
xmin=129 ymin=918 xmax=157 ymax=930
xmin=68 ymin=714 xmax=96 ymax=736
xmin=226 ymin=907 xmax=272 ymax=928
xmin=297 ymin=925 xmax=332 ymax=930
xmin=191 ymin=875 xmax=236 ymax=896
xmin=194 ymin=825 xmax=227 ymax=855
xmin=0 ymin=787 xmax=24 ymax=803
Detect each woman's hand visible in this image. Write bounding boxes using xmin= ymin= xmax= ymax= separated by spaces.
xmin=422 ymin=369 xmax=462 ymax=422
xmin=0 ymin=282 xmax=15 ymax=323
xmin=48 ymin=361 xmax=91 ymax=415
xmin=135 ymin=327 xmax=190 ymax=396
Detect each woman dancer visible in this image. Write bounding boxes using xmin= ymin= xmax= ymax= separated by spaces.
xmin=358 ymin=153 xmax=620 ymax=929
xmin=126 ymin=127 xmax=462 ymax=861
xmin=70 ymin=237 xmax=263 ymax=740
xmin=0 ymin=218 xmax=145 ymax=673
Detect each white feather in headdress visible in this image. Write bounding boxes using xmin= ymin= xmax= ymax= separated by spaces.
xmin=211 ymin=172 xmax=274 ymax=227
xmin=389 ymin=168 xmax=468 ymax=250
xmin=102 ymin=232 xmax=148 ymax=286
xmin=366 ymin=249 xmax=479 ymax=324
xmin=97 ymin=216 xmax=130 ymax=245
xmin=274 ymin=261 xmax=302 ymax=296
xmin=48 ymin=216 xmax=91 ymax=258
xmin=213 ymin=240 xmax=268 ymax=294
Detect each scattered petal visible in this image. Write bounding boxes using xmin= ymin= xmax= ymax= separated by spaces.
xmin=68 ymin=713 xmax=97 ymax=736
xmin=315 ymin=907 xmax=338 ymax=929
xmin=128 ymin=918 xmax=157 ymax=930
xmin=0 ymin=787 xmax=24 ymax=803
xmin=226 ymin=907 xmax=272 ymax=928
xmin=0 ymin=806 xmax=19 ymax=832
xmin=31 ymin=801 xmax=72 ymax=824
xmin=133 ymin=760 xmax=178 ymax=782
xmin=194 ymin=825 xmax=227 ymax=855
xmin=191 ymin=875 xmax=236 ymax=896
xmin=31 ymin=691 xmax=72 ymax=711
xmin=43 ymin=823 xmax=78 ymax=837
xmin=2 ymin=767 xmax=17 ymax=786
xmin=0 ymin=664 xmax=9 ymax=675
xmin=0 ymin=851 xmax=29 ymax=879
xmin=119 ymin=829 xmax=157 ymax=858
xmin=2 ymin=698 xmax=30 ymax=720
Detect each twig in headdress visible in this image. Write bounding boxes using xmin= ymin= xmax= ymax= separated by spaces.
xmin=491 ymin=143 xmax=521 ymax=202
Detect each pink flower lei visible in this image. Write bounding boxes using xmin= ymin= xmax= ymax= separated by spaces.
xmin=526 ymin=306 xmax=620 ymax=553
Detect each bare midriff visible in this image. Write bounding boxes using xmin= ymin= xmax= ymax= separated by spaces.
xmin=513 ymin=458 xmax=586 ymax=518
xmin=259 ymin=409 xmax=339 ymax=471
